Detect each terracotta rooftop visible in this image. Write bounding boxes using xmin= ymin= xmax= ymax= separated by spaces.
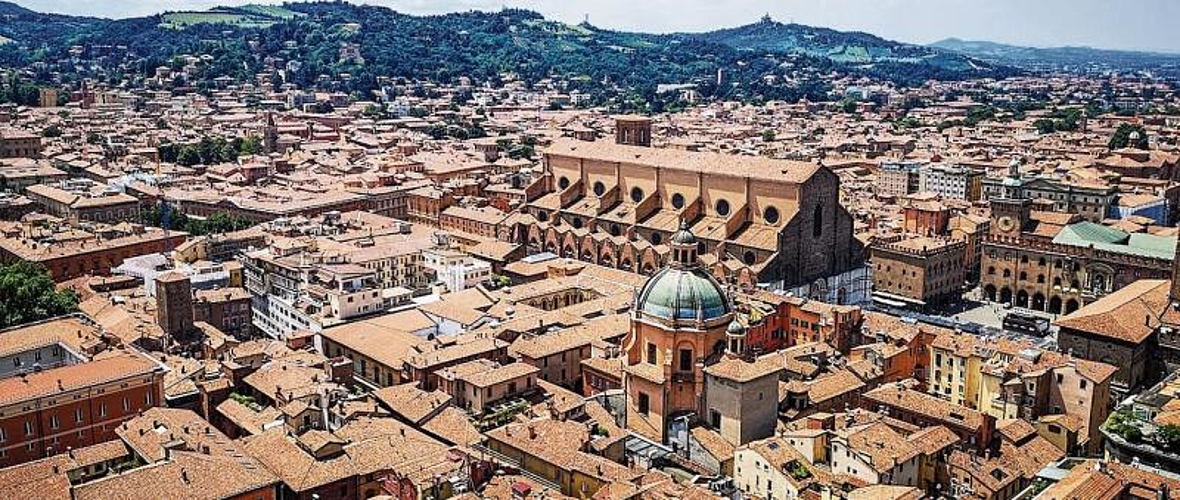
xmin=372 ymin=382 xmax=452 ymax=424
xmin=545 ymin=138 xmax=822 ymax=184
xmin=863 ymin=382 xmax=985 ymax=431
xmin=1055 ymin=279 xmax=1169 ymax=344
xmin=0 ymin=349 xmax=162 ymax=407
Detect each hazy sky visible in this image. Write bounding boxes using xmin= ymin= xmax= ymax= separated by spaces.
xmin=15 ymin=0 xmax=1180 ymax=53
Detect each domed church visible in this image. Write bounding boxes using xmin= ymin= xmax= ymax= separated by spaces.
xmin=624 ymin=221 xmax=749 ymax=442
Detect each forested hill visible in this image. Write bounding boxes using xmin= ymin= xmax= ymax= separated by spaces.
xmin=0 ymin=1 xmax=1017 ymax=101
xmin=693 ymin=17 xmax=1004 ymax=81
xmin=931 ymin=37 xmax=1180 ymax=72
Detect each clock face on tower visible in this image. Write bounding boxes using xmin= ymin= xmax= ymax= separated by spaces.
xmin=996 ymin=216 xmax=1016 ymax=233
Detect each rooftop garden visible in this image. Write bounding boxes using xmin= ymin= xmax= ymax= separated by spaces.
xmin=1103 ymin=406 xmax=1180 ymax=453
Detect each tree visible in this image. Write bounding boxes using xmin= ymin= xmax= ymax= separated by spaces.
xmin=762 ymin=129 xmax=776 ymax=142
xmin=176 ymin=147 xmax=201 ymax=166
xmin=0 ymin=261 xmax=79 ymax=329
xmin=1033 ymin=119 xmax=1056 ymax=135
xmin=1109 ymin=123 xmax=1149 ymax=150
xmin=840 ymin=98 xmax=858 ymax=114
xmin=41 ymin=125 xmax=62 ymax=138
xmin=1156 ymin=424 xmax=1180 ymax=452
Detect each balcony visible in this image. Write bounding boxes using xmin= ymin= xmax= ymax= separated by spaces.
xmin=672 ymin=372 xmax=696 ymax=384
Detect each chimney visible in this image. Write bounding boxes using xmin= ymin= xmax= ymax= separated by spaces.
xmin=528 ymin=425 xmax=537 ymax=440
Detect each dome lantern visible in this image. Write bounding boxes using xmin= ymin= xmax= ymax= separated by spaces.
xmin=669 ymin=218 xmax=698 ymax=268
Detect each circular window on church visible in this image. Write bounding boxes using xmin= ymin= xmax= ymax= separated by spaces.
xmin=764 ymin=206 xmax=780 ymax=225
xmin=558 ymin=176 xmax=570 ymax=190
xmin=651 ymin=233 xmax=662 ymax=245
xmin=537 ymin=211 xmax=549 ymax=222
xmin=715 ymin=199 xmax=731 ymax=217
xmin=572 ymin=217 xmax=583 ymax=229
xmin=671 ymin=193 xmax=685 ymax=209
xmin=630 ymin=187 xmax=644 ymax=203
xmin=743 ymin=251 xmax=756 ymax=265
xmin=593 ymin=181 xmax=606 ymax=197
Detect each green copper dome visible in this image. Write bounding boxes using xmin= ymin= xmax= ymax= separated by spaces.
xmin=635 ymin=266 xmax=732 ymax=326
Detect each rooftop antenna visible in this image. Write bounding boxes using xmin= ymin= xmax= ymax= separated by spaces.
xmin=584 ymin=13 xmax=589 ymax=25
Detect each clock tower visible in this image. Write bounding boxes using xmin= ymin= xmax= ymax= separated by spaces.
xmin=990 ymin=198 xmax=1031 ymax=237
xmin=990 ymin=158 xmax=1031 ymax=237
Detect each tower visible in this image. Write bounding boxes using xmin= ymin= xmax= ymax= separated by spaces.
xmin=614 ymin=115 xmax=652 ymax=147
xmin=990 ymin=158 xmax=1031 ymax=237
xmin=156 ymin=271 xmax=194 ymax=341
xmin=263 ymin=111 xmax=278 ymax=154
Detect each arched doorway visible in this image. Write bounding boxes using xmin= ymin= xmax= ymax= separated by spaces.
xmin=1065 ymin=299 xmax=1080 ymax=314
xmin=999 ymin=287 xmax=1013 ymax=305
xmin=1048 ymin=296 xmax=1062 ymax=314
xmin=983 ymin=285 xmax=996 ymax=302
xmin=1032 ymin=293 xmax=1045 ymax=311
xmin=1015 ymin=290 xmax=1029 ymax=309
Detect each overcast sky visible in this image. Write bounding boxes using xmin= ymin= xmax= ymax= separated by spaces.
xmin=16 ymin=0 xmax=1180 ymax=53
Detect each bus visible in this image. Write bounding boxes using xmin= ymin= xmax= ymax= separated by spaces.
xmin=1003 ymin=312 xmax=1051 ymax=336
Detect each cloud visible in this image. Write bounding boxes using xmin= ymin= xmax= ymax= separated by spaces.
xmin=13 ymin=0 xmax=1180 ymax=53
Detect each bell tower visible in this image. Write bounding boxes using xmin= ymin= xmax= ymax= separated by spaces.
xmin=263 ymin=111 xmax=279 ymax=154
xmin=615 ymin=115 xmax=652 ymax=147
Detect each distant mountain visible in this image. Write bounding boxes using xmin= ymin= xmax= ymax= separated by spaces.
xmin=694 ymin=18 xmax=1007 ymax=79
xmin=931 ymin=37 xmax=1180 ymax=71
xmin=0 ymin=1 xmax=32 ymax=16
xmin=0 ymin=1 xmax=1016 ymax=101
xmin=0 ymin=1 xmax=103 ymax=46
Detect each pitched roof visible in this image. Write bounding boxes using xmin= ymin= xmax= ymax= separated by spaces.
xmin=704 ymin=352 xmax=784 ymax=383
xmin=72 ymin=451 xmax=277 ymax=500
xmin=841 ymin=423 xmax=920 ymax=473
xmin=1055 ymin=279 xmax=1169 ymax=343
xmin=863 ymin=382 xmax=985 ymax=431
xmin=545 ymin=138 xmax=822 ymax=184
xmin=372 ymin=382 xmax=452 ymax=425
xmin=0 ymin=349 xmax=161 ymax=406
